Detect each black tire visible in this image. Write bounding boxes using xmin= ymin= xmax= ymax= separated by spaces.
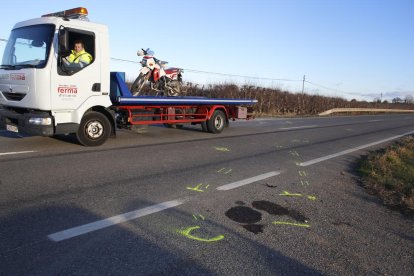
xmin=131 ymin=73 xmax=147 ymax=96
xmin=201 ymin=121 xmax=209 ymax=132
xmin=167 ymin=80 xmax=181 ymax=96
xmin=207 ymin=110 xmax=226 ymax=134
xmin=76 ymin=111 xmax=111 ymax=146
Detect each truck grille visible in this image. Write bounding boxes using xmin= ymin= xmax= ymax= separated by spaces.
xmin=2 ymin=92 xmax=26 ymax=101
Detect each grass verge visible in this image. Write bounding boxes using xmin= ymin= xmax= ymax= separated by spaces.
xmin=358 ymin=136 xmax=414 ymax=214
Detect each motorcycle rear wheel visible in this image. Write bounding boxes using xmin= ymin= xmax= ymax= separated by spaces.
xmin=131 ymin=73 xmax=147 ymax=96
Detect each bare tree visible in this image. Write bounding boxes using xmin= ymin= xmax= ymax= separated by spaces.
xmin=405 ymin=95 xmax=414 ymax=104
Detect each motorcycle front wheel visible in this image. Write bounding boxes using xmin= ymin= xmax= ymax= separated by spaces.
xmin=131 ymin=73 xmax=148 ymax=96
xmin=166 ymin=80 xmax=181 ymax=96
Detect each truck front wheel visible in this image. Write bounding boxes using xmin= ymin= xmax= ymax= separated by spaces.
xmin=76 ymin=111 xmax=111 ymax=146
xmin=207 ymin=110 xmax=226 ymax=134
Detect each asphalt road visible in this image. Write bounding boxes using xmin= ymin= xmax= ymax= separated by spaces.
xmin=0 ymin=114 xmax=413 ymax=275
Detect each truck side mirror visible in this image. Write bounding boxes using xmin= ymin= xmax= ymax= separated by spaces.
xmin=58 ymin=27 xmax=70 ymax=56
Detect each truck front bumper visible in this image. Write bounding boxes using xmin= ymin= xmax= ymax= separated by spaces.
xmin=0 ymin=107 xmax=54 ymax=136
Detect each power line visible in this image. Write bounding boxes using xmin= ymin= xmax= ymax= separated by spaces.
xmin=110 ymin=57 xmax=301 ymax=82
xmin=304 ymin=80 xmax=358 ymax=95
xmin=179 ymin=68 xmax=302 ymax=82
xmin=110 ymin=57 xmax=139 ymax=64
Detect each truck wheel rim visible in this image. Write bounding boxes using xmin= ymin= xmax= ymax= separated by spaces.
xmin=86 ymin=120 xmax=103 ymax=139
xmin=215 ymin=116 xmax=223 ymax=129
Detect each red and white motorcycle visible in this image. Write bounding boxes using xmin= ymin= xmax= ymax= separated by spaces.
xmin=131 ymin=48 xmax=183 ymax=96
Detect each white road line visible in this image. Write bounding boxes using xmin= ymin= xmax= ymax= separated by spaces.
xmin=279 ymin=125 xmax=318 ymax=130
xmin=299 ymin=130 xmax=414 ymax=167
xmin=48 ymin=199 xmax=186 ymax=242
xmin=0 ymin=151 xmax=36 ymax=156
xmin=216 ymin=171 xmax=281 ymax=191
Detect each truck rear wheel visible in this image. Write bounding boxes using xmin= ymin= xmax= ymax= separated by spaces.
xmin=207 ymin=110 xmax=226 ymax=134
xmin=76 ymin=111 xmax=111 ymax=146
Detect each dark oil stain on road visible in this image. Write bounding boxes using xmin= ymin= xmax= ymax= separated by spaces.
xmin=226 ymin=200 xmax=308 ymax=234
xmin=225 ymin=206 xmax=262 ymax=224
xmin=252 ymin=200 xmax=308 ymax=222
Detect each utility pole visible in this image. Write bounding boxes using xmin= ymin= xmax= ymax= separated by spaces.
xmin=301 ymin=75 xmax=305 ymax=94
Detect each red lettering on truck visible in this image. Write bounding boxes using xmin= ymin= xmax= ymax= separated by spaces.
xmin=10 ymin=73 xmax=25 ymax=80
xmin=58 ymin=86 xmax=78 ymax=94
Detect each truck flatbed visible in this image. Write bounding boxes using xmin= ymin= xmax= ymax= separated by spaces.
xmin=110 ymin=72 xmax=256 ymax=135
xmin=110 ymin=72 xmax=258 ymax=106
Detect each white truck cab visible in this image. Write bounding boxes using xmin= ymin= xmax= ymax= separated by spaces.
xmin=0 ymin=7 xmax=115 ymax=146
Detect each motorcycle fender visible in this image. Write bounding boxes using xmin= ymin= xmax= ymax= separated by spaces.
xmin=153 ymin=68 xmax=160 ymax=82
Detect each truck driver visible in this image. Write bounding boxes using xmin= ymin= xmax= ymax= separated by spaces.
xmin=62 ymin=40 xmax=93 ymax=69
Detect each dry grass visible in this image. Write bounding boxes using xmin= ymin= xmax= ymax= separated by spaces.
xmin=358 ymin=136 xmax=414 ymax=213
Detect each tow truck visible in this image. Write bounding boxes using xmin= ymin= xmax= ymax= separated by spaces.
xmin=0 ymin=7 xmax=257 ymax=146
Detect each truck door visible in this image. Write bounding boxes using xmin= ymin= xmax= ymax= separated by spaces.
xmin=50 ymin=28 xmax=100 ymax=124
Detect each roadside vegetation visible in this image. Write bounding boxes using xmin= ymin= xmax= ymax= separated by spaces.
xmin=131 ymin=81 xmax=414 ymax=116
xmin=358 ymin=136 xmax=414 ymax=214
xmin=182 ymin=83 xmax=414 ymax=116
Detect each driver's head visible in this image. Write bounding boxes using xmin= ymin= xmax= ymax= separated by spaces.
xmin=73 ymin=40 xmax=84 ymax=53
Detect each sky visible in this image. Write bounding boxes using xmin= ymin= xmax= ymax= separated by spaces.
xmin=0 ymin=0 xmax=413 ymax=101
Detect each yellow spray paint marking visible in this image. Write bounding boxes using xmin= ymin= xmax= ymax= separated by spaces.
xmin=186 ymin=183 xmax=209 ymax=192
xmin=276 ymin=145 xmax=284 ymax=149
xmin=279 ymin=191 xmax=317 ymax=201
xmin=289 ymin=150 xmax=300 ymax=157
xmin=279 ymin=191 xmax=302 ymax=197
xmin=217 ymin=168 xmax=232 ymax=174
xmin=272 ymin=221 xmax=310 ymax=228
xmin=192 ymin=214 xmax=205 ymax=221
xmin=215 ymin=147 xmax=230 ymax=152
xmin=291 ymin=139 xmax=301 ymax=143
xmin=298 ymin=170 xmax=307 ymax=177
xmin=177 ymin=226 xmax=225 ymax=242
xmin=300 ymin=180 xmax=310 ymax=186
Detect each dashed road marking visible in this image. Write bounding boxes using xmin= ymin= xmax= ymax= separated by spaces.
xmin=48 ymin=199 xmax=187 ymax=242
xmin=299 ymin=130 xmax=414 ymax=166
xmin=216 ymin=171 xmax=281 ymax=191
xmin=0 ymin=150 xmax=36 ymax=156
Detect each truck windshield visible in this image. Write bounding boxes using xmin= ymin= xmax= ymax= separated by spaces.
xmin=1 ymin=24 xmax=55 ymax=69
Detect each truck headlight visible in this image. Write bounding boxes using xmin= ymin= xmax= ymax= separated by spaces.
xmin=29 ymin=117 xmax=52 ymax=125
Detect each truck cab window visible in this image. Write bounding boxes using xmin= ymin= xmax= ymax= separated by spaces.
xmin=58 ymin=30 xmax=95 ymax=75
xmin=1 ymin=24 xmax=54 ymax=69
